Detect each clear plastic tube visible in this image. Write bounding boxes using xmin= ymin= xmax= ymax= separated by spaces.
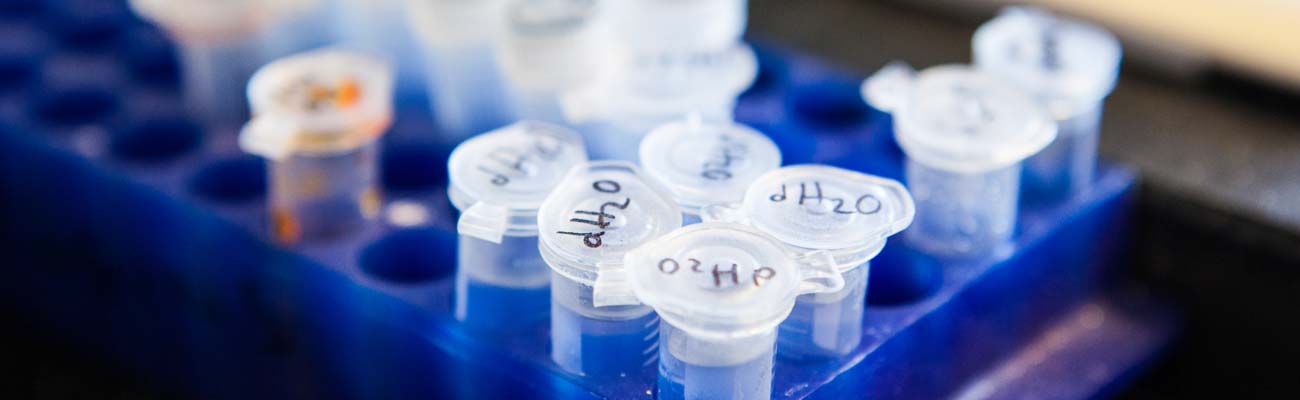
xmin=595 ymin=223 xmax=845 ymax=399
xmin=446 ymin=122 xmax=589 ymax=334
xmin=863 ymin=64 xmax=1055 ymax=258
xmin=973 ymin=7 xmax=1121 ymax=200
xmin=537 ymin=161 xmax=683 ymax=377
xmin=658 ymin=320 xmax=776 ymax=400
xmin=701 ymin=165 xmax=914 ymax=359
xmin=238 ymin=49 xmax=394 ymax=245
xmin=499 ymin=0 xmax=605 ymax=125
xmin=409 ymin=0 xmax=514 ymax=143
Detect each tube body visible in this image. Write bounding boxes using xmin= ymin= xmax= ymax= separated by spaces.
xmin=179 ymin=40 xmax=262 ymax=124
xmin=658 ymin=321 xmax=777 ymax=400
xmin=423 ymin=45 xmax=514 ymax=143
xmin=1022 ymin=104 xmax=1103 ymax=200
xmin=268 ymin=142 xmax=380 ymax=244
xmin=904 ymin=159 xmax=1020 ymax=257
xmin=455 ymin=234 xmax=551 ymax=333
xmin=550 ymin=272 xmax=659 ymax=377
xmin=778 ymin=264 xmax=868 ymax=359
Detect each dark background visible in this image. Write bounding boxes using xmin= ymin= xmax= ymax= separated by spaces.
xmin=5 ymin=0 xmax=1300 ymax=398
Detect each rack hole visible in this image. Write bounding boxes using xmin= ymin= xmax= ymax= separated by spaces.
xmin=189 ymin=155 xmax=266 ymax=204
xmin=35 ymin=87 xmax=118 ymax=125
xmin=867 ymin=246 xmax=943 ymax=306
xmin=788 ymin=81 xmax=871 ymax=128
xmin=110 ymin=117 xmax=202 ymax=163
xmin=359 ymin=228 xmax=455 ymax=284
xmin=382 ymin=141 xmax=450 ymax=193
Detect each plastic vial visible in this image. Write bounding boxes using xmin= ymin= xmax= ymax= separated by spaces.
xmin=562 ymin=0 xmax=757 ymax=160
xmin=408 ymin=0 xmax=515 ymax=143
xmin=974 ymin=7 xmax=1121 ymax=200
xmin=864 ymin=64 xmax=1056 ymax=257
xmin=702 ymin=165 xmax=914 ymax=359
xmin=499 ymin=0 xmax=606 ymax=124
xmin=239 ymin=49 xmax=394 ymax=245
xmin=594 ymin=222 xmax=844 ymax=400
xmin=129 ymin=0 xmax=324 ymax=124
xmin=639 ymin=117 xmax=781 ymax=225
xmin=446 ymin=121 xmax=589 ymax=334
xmin=537 ymin=161 xmax=682 ymax=377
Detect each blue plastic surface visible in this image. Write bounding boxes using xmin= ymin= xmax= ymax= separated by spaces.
xmin=0 ymin=1 xmax=1176 ymax=399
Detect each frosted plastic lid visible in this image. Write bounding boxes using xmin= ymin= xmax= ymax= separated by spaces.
xmin=974 ymin=7 xmax=1122 ymax=118
xmin=538 ymin=161 xmax=682 ymax=287
xmin=562 ymin=43 xmax=757 ymax=124
xmin=705 ymin=165 xmax=914 ymax=268
xmin=239 ymin=49 xmax=394 ymax=161
xmin=595 ymin=222 xmax=843 ymax=339
xmin=609 ymin=0 xmax=746 ymax=51
xmin=408 ymin=0 xmax=508 ymax=47
xmin=866 ymin=64 xmax=1057 ymax=173
xmin=129 ymin=0 xmax=315 ymax=42
xmin=500 ymin=0 xmax=605 ymax=90
xmin=447 ymin=121 xmax=589 ymax=242
xmin=639 ymin=118 xmax=781 ymax=214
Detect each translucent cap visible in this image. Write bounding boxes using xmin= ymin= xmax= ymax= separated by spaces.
xmin=703 ymin=165 xmax=914 ymax=268
xmin=974 ymin=7 xmax=1122 ymax=118
xmin=562 ymin=43 xmax=757 ymax=124
xmin=129 ymin=0 xmax=315 ymax=42
xmin=863 ymin=63 xmax=1057 ymax=173
xmin=500 ymin=0 xmax=606 ymax=90
xmin=408 ymin=0 xmax=508 ymax=47
xmin=595 ymin=222 xmax=843 ymax=339
xmin=538 ymin=161 xmax=683 ymax=287
xmin=448 ymin=121 xmax=589 ymax=242
xmin=639 ymin=118 xmax=781 ymax=215
xmin=239 ymin=49 xmax=394 ymax=161
xmin=609 ymin=0 xmax=746 ymax=51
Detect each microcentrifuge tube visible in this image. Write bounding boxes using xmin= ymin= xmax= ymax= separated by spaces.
xmin=239 ymin=49 xmax=394 ymax=245
xmin=446 ymin=121 xmax=588 ymax=334
xmin=408 ymin=0 xmax=515 ymax=143
xmin=595 ymin=222 xmax=844 ymax=400
xmin=864 ymin=63 xmax=1056 ymax=257
xmin=639 ymin=117 xmax=781 ymax=225
xmin=129 ymin=0 xmax=325 ymax=124
xmin=561 ymin=0 xmax=757 ymax=160
xmin=537 ymin=161 xmax=682 ymax=377
xmin=702 ymin=165 xmax=914 ymax=359
xmin=499 ymin=0 xmax=606 ymax=124
xmin=974 ymin=7 xmax=1121 ymax=200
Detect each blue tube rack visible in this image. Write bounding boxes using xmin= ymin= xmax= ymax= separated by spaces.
xmin=0 ymin=1 xmax=1176 ymax=398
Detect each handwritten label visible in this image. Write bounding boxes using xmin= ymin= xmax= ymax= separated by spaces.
xmin=700 ymin=134 xmax=750 ymax=181
xmin=769 ymin=181 xmax=882 ymax=216
xmin=556 ymin=179 xmax=632 ymax=248
xmin=657 ymin=257 xmax=777 ymax=288
xmin=476 ymin=133 xmax=566 ymax=186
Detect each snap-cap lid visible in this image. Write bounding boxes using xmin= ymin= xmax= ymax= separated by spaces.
xmin=704 ymin=165 xmax=914 ymax=268
xmin=129 ymin=0 xmax=314 ymax=42
xmin=596 ymin=222 xmax=843 ymax=339
xmin=865 ymin=64 xmax=1057 ymax=173
xmin=538 ymin=161 xmax=682 ymax=287
xmin=562 ymin=43 xmax=757 ymax=124
xmin=239 ymin=49 xmax=394 ymax=161
xmin=608 ymin=0 xmax=746 ymax=51
xmin=974 ymin=7 xmax=1122 ymax=118
xmin=448 ymin=121 xmax=588 ymax=242
xmin=639 ymin=118 xmax=781 ymax=214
